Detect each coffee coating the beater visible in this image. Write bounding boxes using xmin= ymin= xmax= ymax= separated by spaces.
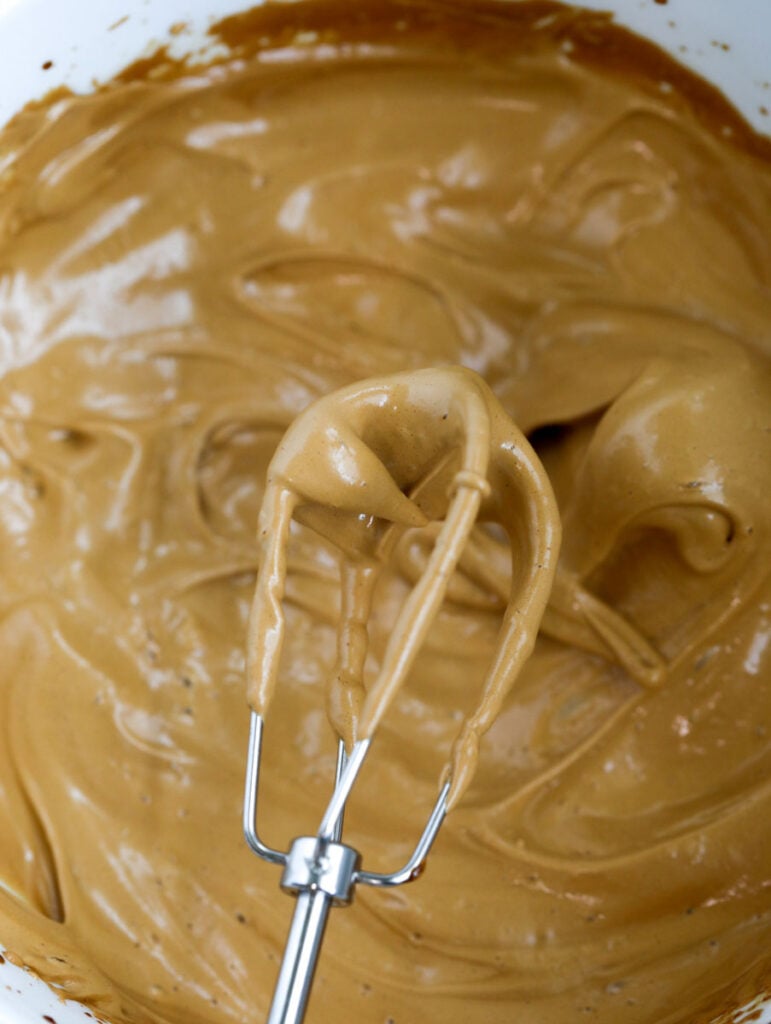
xmin=247 ymin=366 xmax=561 ymax=808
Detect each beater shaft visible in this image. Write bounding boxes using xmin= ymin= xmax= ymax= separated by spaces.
xmin=267 ymin=888 xmax=330 ymax=1024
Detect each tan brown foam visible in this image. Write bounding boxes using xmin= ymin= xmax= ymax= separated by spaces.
xmin=0 ymin=3 xmax=769 ymax=1023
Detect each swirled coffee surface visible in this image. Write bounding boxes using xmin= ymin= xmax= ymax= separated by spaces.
xmin=0 ymin=3 xmax=769 ymax=1022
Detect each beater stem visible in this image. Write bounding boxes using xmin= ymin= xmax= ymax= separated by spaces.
xmin=266 ymin=888 xmax=332 ymax=1024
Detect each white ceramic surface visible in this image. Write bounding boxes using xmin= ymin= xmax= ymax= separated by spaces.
xmin=0 ymin=1 xmax=768 ymax=1022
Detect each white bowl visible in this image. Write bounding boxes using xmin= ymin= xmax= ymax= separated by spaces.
xmin=0 ymin=1 xmax=768 ymax=1022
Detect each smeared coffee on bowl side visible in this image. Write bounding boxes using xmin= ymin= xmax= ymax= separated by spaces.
xmin=0 ymin=2 xmax=769 ymax=1022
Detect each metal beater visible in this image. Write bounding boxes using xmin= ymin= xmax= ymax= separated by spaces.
xmin=241 ymin=368 xmax=560 ymax=1024
xmin=243 ymin=714 xmax=449 ymax=1024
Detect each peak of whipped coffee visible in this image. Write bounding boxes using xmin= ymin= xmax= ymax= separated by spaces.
xmin=0 ymin=2 xmax=769 ymax=1022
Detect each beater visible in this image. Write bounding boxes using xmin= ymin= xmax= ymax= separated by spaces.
xmin=242 ymin=367 xmax=560 ymax=1024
